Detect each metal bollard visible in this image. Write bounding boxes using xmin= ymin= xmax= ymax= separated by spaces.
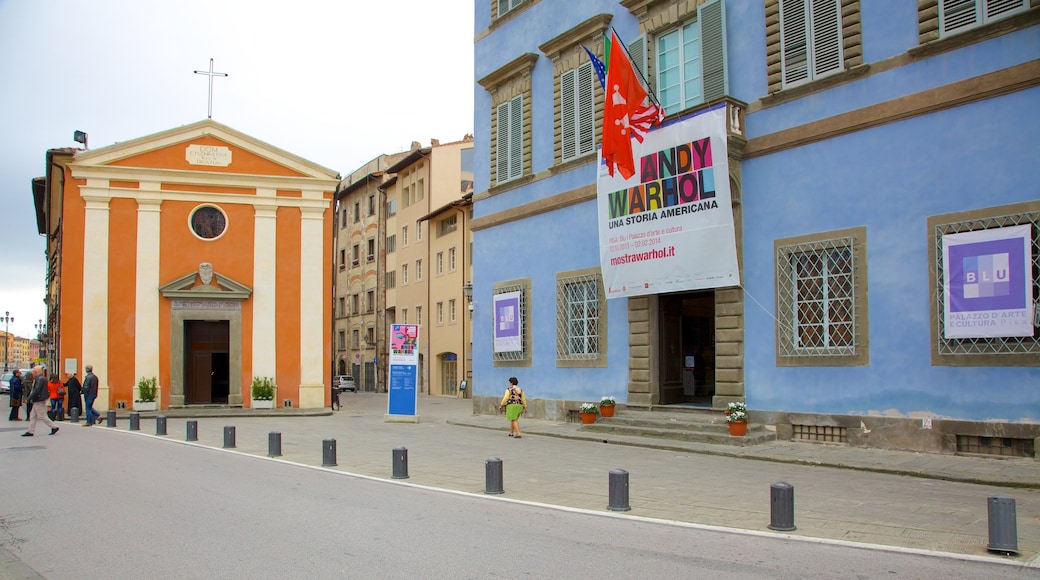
xmin=106 ymin=409 xmax=116 ymax=427
xmin=392 ymin=447 xmax=409 ymax=479
xmin=987 ymin=495 xmax=1018 ymax=554
xmin=69 ymin=407 xmax=80 ymax=423
xmin=268 ymin=431 xmax=282 ymax=457
xmin=156 ymin=415 xmax=167 ymax=436
xmin=322 ymin=438 xmax=337 ymax=466
xmin=129 ymin=412 xmax=140 ymax=431
xmin=485 ymin=457 xmax=504 ymax=494
xmin=769 ymin=482 xmax=797 ymax=531
xmin=186 ymin=420 xmax=197 ymax=441
xmin=223 ymin=425 xmax=236 ymax=448
xmin=607 ymin=469 xmax=631 ymax=511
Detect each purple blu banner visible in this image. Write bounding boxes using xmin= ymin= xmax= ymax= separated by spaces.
xmin=942 ymin=225 xmax=1033 ymax=339
xmin=493 ymin=291 xmax=521 ymax=353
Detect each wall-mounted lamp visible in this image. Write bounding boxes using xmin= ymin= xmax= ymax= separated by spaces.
xmin=463 ymin=281 xmax=474 ymax=312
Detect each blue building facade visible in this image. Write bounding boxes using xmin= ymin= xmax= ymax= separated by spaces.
xmin=472 ymin=0 xmax=1040 ymax=456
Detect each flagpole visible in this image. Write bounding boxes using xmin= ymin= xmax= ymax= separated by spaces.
xmin=608 ymin=26 xmax=662 ymax=108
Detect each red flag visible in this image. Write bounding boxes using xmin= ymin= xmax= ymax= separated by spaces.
xmin=602 ymin=30 xmax=664 ymax=179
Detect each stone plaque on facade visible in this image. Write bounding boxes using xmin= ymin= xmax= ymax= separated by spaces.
xmin=172 ymin=299 xmax=240 ymax=311
xmin=186 ymin=144 xmax=232 ymax=167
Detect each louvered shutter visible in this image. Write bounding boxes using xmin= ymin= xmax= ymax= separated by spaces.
xmin=561 ymin=69 xmax=576 ymax=161
xmin=508 ymin=95 xmax=523 ymax=180
xmin=986 ymin=0 xmax=1027 ymax=19
xmin=627 ymin=35 xmax=648 ymax=85
xmin=576 ymin=62 xmax=595 ymax=156
xmin=699 ymin=0 xmax=728 ymax=102
xmin=810 ymin=0 xmax=842 ymax=79
xmin=496 ymin=101 xmax=510 ymax=184
xmin=940 ymin=0 xmax=980 ymax=34
xmin=780 ymin=0 xmax=809 ymax=86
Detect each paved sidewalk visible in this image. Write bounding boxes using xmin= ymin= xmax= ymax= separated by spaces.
xmin=92 ymin=393 xmax=1039 ymax=565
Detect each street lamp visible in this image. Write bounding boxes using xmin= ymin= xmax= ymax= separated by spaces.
xmin=2 ymin=311 xmax=12 ymax=371
xmin=463 ymin=281 xmax=474 ymax=312
xmin=34 ymin=320 xmax=46 ymax=368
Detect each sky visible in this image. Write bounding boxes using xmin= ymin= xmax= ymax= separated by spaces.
xmin=0 ymin=0 xmax=475 ymax=340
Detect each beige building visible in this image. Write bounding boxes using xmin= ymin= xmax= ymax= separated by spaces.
xmin=380 ymin=137 xmax=474 ymax=395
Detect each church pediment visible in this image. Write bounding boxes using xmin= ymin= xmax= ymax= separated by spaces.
xmin=160 ymin=263 xmax=252 ymax=300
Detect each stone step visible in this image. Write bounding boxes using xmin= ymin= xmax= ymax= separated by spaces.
xmin=580 ymin=422 xmax=775 ymax=446
xmin=596 ymin=414 xmax=729 ymax=431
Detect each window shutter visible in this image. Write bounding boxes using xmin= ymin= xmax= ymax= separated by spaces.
xmin=780 ymin=0 xmax=809 ymax=86
xmin=627 ymin=35 xmax=648 ymax=85
xmin=577 ymin=62 xmax=595 ymax=156
xmin=699 ymin=0 xmax=728 ymax=102
xmin=509 ymin=95 xmax=523 ymax=180
xmin=940 ymin=0 xmax=980 ymax=34
xmin=561 ymin=69 xmax=577 ymax=161
xmin=496 ymin=101 xmax=510 ymax=184
xmin=810 ymin=0 xmax=842 ymax=78
xmin=985 ymin=0 xmax=1027 ymax=19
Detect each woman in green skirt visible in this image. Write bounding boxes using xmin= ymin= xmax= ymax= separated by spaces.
xmin=498 ymin=377 xmax=527 ymax=438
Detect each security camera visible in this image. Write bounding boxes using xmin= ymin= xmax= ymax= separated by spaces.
xmin=468 ymin=302 xmax=475 ymax=312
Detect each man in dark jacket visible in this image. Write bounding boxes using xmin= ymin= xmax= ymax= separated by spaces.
xmin=64 ymin=372 xmax=83 ymax=422
xmin=22 ymin=366 xmax=58 ymax=436
xmin=7 ymin=369 xmax=23 ymax=421
xmin=82 ymin=365 xmax=101 ymax=426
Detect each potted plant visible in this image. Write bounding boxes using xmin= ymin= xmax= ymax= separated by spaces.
xmin=579 ymin=402 xmax=599 ymax=424
xmin=599 ymin=396 xmax=617 ymax=418
xmin=134 ymin=376 xmax=158 ymax=411
xmin=251 ymin=376 xmax=276 ymax=409
xmin=726 ymin=401 xmax=748 ymax=436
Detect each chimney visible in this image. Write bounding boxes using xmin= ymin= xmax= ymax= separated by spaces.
xmin=431 ymin=138 xmax=440 ymax=146
xmin=410 ymin=141 xmax=421 ymax=151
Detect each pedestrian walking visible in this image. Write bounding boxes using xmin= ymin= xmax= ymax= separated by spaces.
xmin=48 ymin=373 xmax=65 ymax=421
xmin=65 ymin=371 xmax=82 ymax=421
xmin=498 ymin=377 xmax=527 ymax=438
xmin=22 ymin=366 xmax=59 ymax=437
xmin=7 ymin=369 xmax=24 ymax=421
xmin=82 ymin=364 xmax=101 ymax=426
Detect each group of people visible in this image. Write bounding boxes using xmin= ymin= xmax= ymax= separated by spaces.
xmin=7 ymin=364 xmax=103 ymax=435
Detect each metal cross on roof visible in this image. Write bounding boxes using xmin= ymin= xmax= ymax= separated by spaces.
xmin=193 ymin=58 xmax=228 ymax=119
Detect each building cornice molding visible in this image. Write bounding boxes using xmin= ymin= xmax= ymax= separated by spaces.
xmin=538 ymin=13 xmax=613 ymax=61
xmin=478 ymin=53 xmax=540 ymax=91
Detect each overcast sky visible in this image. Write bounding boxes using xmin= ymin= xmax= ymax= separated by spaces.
xmin=0 ymin=0 xmax=474 ymax=339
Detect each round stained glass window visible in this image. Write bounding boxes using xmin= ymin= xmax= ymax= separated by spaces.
xmin=190 ymin=205 xmax=227 ymax=240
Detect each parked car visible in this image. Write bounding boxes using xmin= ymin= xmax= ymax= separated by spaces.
xmin=334 ymin=375 xmax=356 ymax=392
xmin=0 ymin=372 xmax=10 ymax=395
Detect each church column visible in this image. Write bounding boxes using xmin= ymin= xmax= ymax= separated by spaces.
xmin=299 ymin=205 xmax=326 ymax=408
xmin=82 ymin=190 xmax=111 ymax=411
xmin=252 ymin=203 xmax=278 ymax=404
xmin=134 ymin=196 xmax=162 ymax=406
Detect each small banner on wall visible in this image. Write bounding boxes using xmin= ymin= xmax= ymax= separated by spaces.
xmin=493 ymin=291 xmax=522 ymax=353
xmin=387 ymin=324 xmax=419 ymax=416
xmin=942 ymin=225 xmax=1033 ymax=339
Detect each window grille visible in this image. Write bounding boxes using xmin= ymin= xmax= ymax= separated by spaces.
xmin=493 ymin=283 xmax=528 ymax=362
xmin=556 ymin=273 xmax=601 ymax=360
xmin=934 ymin=211 xmax=1040 ymax=355
xmin=792 ymin=424 xmax=847 ymax=443
xmin=956 ymin=434 xmax=1034 ymax=458
xmin=777 ymin=236 xmax=857 ymax=357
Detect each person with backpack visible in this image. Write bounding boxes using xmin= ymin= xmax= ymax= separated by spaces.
xmin=497 ymin=377 xmax=527 ymax=439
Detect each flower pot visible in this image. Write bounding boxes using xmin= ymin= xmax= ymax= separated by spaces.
xmin=599 ymin=405 xmax=615 ymax=418
xmin=252 ymin=399 xmax=274 ymax=410
xmin=728 ymin=421 xmax=748 ymax=436
xmin=134 ymin=401 xmax=157 ymax=412
xmin=580 ymin=411 xmax=597 ymax=424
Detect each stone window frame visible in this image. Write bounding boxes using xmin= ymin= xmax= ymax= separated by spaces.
xmin=763 ymin=0 xmax=864 ymax=96
xmin=555 ymin=267 xmax=608 ymax=368
xmin=774 ymin=226 xmax=869 ymax=367
xmin=621 ymin=0 xmax=729 ymax=118
xmin=479 ymin=53 xmax=538 ymax=190
xmin=492 ymin=278 xmax=532 ymax=367
xmin=538 ymin=14 xmax=611 ymax=169
xmin=913 ymin=1 xmax=1039 ymax=58
xmin=928 ymin=200 xmax=1040 ymax=366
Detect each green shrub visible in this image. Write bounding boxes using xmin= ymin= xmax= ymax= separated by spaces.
xmin=137 ymin=376 xmax=157 ymax=402
xmin=251 ymin=376 xmax=275 ymax=401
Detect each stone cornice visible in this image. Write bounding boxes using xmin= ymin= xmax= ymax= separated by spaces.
xmin=477 ymin=53 xmax=540 ymax=91
xmin=538 ymin=13 xmax=613 ymax=61
xmin=70 ymin=164 xmax=339 ymax=193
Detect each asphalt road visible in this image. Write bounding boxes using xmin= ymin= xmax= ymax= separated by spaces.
xmin=0 ymin=425 xmax=1034 ymax=579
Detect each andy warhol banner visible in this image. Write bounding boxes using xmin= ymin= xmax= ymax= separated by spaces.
xmin=942 ymin=225 xmax=1033 ymax=339
xmin=597 ymin=105 xmax=739 ymax=299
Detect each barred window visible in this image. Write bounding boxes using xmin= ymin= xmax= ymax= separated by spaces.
xmin=930 ymin=204 xmax=1040 ymax=363
xmin=776 ymin=227 xmax=868 ymax=365
xmin=493 ymin=280 xmax=531 ymax=365
xmin=556 ymin=269 xmax=607 ymax=367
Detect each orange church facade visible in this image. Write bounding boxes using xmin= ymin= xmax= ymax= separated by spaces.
xmin=52 ymin=120 xmax=339 ymax=412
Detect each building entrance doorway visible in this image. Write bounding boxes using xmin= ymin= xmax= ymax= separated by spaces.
xmin=184 ymin=320 xmax=230 ymax=404
xmin=658 ymin=291 xmax=715 ymax=405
